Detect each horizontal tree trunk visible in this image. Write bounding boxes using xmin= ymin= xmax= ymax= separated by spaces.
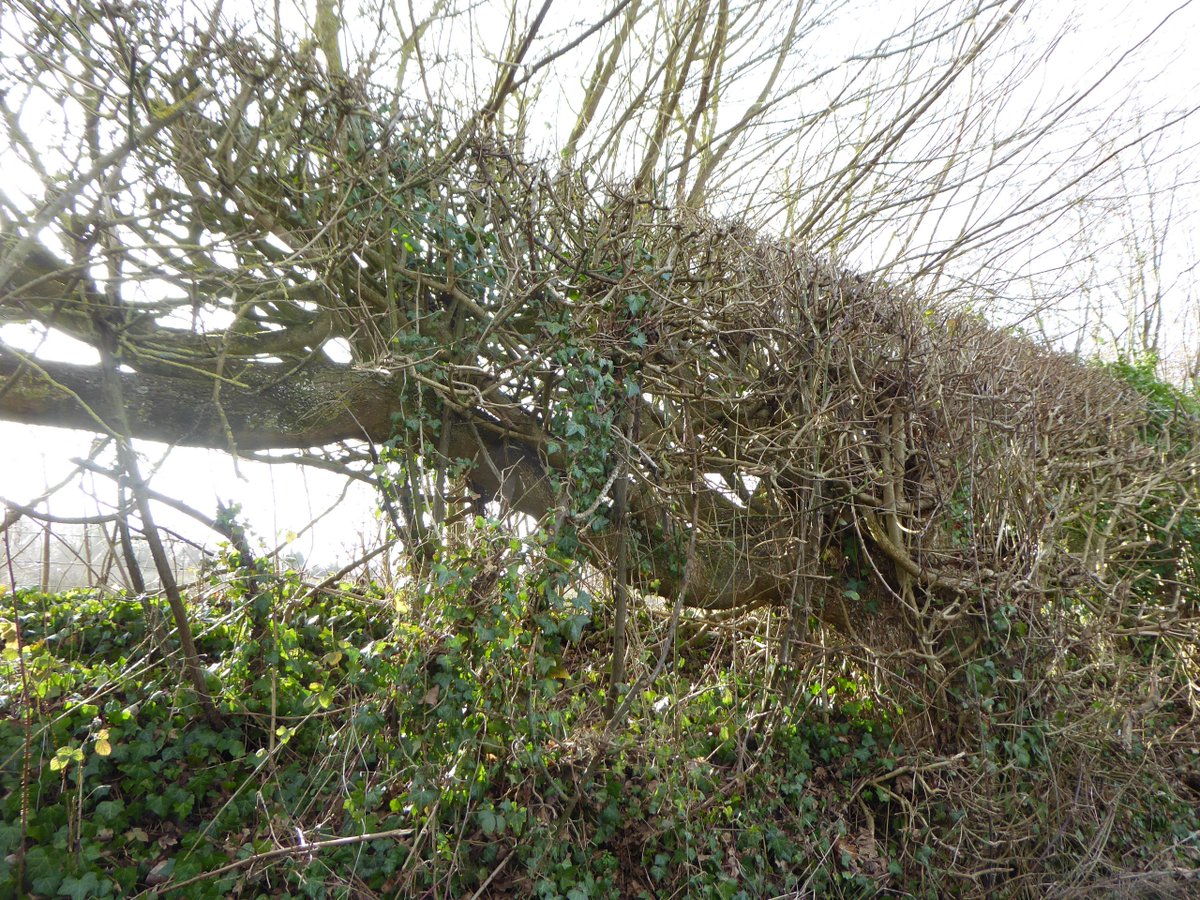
xmin=0 ymin=348 xmax=855 ymax=622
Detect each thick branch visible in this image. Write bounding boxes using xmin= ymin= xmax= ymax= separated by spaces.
xmin=0 ymin=348 xmax=786 ymax=613
xmin=0 ymin=348 xmax=396 ymax=450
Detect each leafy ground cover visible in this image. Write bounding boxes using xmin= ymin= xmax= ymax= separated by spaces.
xmin=3 ymin=520 xmax=1200 ymax=898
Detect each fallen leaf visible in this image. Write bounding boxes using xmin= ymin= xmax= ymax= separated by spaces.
xmin=147 ymin=859 xmax=172 ymax=886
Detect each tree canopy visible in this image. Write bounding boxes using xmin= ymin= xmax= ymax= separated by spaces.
xmin=3 ymin=0 xmax=1197 ymax=631
xmin=4 ymin=1 xmax=1200 ymax=893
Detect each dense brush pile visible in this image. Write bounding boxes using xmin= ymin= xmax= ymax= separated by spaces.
xmin=3 ymin=463 xmax=1200 ymax=897
xmin=2 ymin=6 xmax=1200 ymax=893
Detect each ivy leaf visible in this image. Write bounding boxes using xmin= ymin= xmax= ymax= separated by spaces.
xmin=59 ymin=872 xmax=104 ymax=900
xmin=478 ymin=809 xmax=499 ymax=835
xmin=49 ymin=746 xmax=83 ymax=771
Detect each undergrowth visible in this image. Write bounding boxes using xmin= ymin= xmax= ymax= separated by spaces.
xmin=2 ymin=523 xmax=1200 ymax=897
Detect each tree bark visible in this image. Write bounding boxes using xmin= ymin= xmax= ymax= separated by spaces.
xmin=0 ymin=346 xmax=813 ymax=616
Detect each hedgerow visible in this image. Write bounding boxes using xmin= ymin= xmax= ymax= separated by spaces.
xmin=4 ymin=492 xmax=1200 ymax=897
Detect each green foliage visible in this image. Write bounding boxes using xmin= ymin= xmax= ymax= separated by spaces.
xmin=1100 ymin=355 xmax=1200 ymax=612
xmin=1103 ymin=354 xmax=1200 ymax=442
xmin=3 ymin=519 xmax=1200 ymax=897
